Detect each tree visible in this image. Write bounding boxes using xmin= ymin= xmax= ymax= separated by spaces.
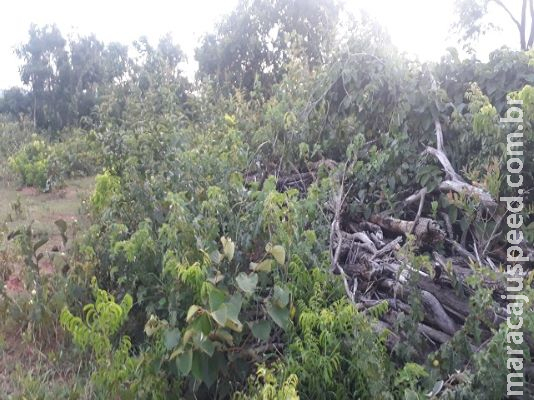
xmin=15 ymin=25 xmax=132 ymax=132
xmin=195 ymin=0 xmax=340 ymax=95
xmin=0 ymin=87 xmax=32 ymax=123
xmin=454 ymin=0 xmax=534 ymax=51
xmin=17 ymin=24 xmax=68 ymax=131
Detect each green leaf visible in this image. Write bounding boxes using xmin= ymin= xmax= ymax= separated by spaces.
xmin=249 ymin=320 xmax=271 ymax=341
xmin=273 ymin=285 xmax=289 ymax=308
xmin=186 ymin=305 xmax=203 ymax=322
xmin=250 ymin=259 xmax=273 ymax=273
xmin=212 ymin=328 xmax=234 ymax=346
xmin=164 ymin=328 xmax=182 ymax=351
xmin=210 ymin=250 xmax=222 ymax=264
xmin=266 ymin=302 xmax=290 ymax=331
xmin=52 ymin=253 xmax=68 ymax=271
xmin=207 ymin=272 xmax=225 ymax=285
xmin=220 ymin=236 xmax=235 ymax=261
xmin=190 ymin=314 xmax=212 ymax=335
xmin=194 ymin=336 xmax=215 ymax=357
xmin=270 ymin=245 xmax=285 ymax=265
xmin=208 ymin=287 xmax=227 ymax=311
xmin=211 ymin=305 xmax=228 ymax=327
xmin=236 ymin=272 xmax=258 ymax=294
xmin=227 ymin=293 xmax=243 ymax=320
xmin=224 ymin=294 xmax=243 ymax=332
xmin=427 ymin=380 xmax=444 ymax=397
xmin=54 ymin=219 xmax=67 ymax=234
xmin=176 ymin=348 xmax=192 ymax=375
xmin=7 ymin=229 xmax=22 ymax=240
xmin=191 ymin=351 xmax=218 ymax=387
xmin=404 ymin=388 xmax=419 ymax=400
xmin=225 ymin=318 xmax=243 ymax=333
xmin=33 ymin=236 xmax=49 ymax=253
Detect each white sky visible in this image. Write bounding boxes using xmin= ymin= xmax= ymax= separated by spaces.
xmin=0 ymin=0 xmax=520 ymax=89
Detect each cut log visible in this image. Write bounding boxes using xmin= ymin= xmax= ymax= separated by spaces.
xmin=369 ymin=214 xmax=446 ymax=245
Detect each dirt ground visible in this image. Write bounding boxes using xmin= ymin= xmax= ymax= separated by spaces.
xmin=0 ymin=177 xmax=94 ymax=398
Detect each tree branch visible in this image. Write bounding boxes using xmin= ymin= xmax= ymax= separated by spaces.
xmin=528 ymin=0 xmax=534 ymax=48
xmin=491 ymin=0 xmax=522 ymax=30
xmin=521 ymin=0 xmax=528 ymax=50
xmin=492 ymin=0 xmax=528 ymax=49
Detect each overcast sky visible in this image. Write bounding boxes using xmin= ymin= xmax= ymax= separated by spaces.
xmin=0 ymin=0 xmax=519 ymax=89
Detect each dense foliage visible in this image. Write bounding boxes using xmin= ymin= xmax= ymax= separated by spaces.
xmin=1 ymin=1 xmax=533 ymax=399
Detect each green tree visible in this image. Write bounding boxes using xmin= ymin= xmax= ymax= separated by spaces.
xmin=0 ymin=87 xmax=32 ymax=124
xmin=195 ymin=0 xmax=340 ymax=95
xmin=17 ymin=24 xmax=68 ymax=131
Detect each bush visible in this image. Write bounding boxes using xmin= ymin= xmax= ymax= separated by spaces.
xmin=8 ymin=135 xmax=50 ymax=188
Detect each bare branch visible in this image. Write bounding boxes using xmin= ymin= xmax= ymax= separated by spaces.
xmin=528 ymin=0 xmax=534 ymax=48
xmin=491 ymin=0 xmax=523 ymax=30
xmin=491 ymin=0 xmax=527 ymax=49
xmin=424 ymin=146 xmax=464 ymax=182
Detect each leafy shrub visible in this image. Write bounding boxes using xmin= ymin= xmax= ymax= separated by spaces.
xmin=8 ymin=135 xmax=50 ymax=188
xmin=61 ymin=278 xmax=167 ymax=398
xmin=48 ymin=130 xmax=104 ymax=179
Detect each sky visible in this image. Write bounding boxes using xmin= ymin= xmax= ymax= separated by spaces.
xmin=0 ymin=0 xmax=520 ymax=90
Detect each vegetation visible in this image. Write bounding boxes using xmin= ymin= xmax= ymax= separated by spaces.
xmin=1 ymin=0 xmax=533 ymax=399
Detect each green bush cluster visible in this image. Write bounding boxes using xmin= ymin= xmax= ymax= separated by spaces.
xmin=8 ymin=136 xmax=51 ymax=188
xmin=8 ymin=130 xmax=105 ymax=189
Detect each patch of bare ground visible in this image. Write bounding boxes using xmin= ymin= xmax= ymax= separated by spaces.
xmin=0 ymin=177 xmax=94 ymax=398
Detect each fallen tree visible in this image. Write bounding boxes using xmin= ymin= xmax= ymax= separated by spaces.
xmin=273 ymin=116 xmax=534 ymax=396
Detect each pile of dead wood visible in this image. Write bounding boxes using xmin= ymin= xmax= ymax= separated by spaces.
xmin=272 ymin=119 xmax=534 ymax=393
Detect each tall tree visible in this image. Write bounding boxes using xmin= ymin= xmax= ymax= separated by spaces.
xmin=195 ymin=0 xmax=340 ymax=95
xmin=17 ymin=24 xmax=68 ymax=131
xmin=454 ymin=0 xmax=534 ymax=51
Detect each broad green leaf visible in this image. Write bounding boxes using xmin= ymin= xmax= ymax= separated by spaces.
xmin=270 ymin=245 xmax=285 ymax=265
xmin=225 ymin=294 xmax=243 ymax=332
xmin=226 ymin=293 xmax=243 ymax=320
xmin=266 ymin=302 xmax=290 ymax=331
xmin=176 ymin=348 xmax=192 ymax=375
xmin=236 ymin=272 xmax=258 ymax=294
xmin=208 ymin=287 xmax=227 ymax=311
xmin=164 ymin=328 xmax=181 ymax=350
xmin=191 ymin=351 xmax=218 ymax=387
xmin=273 ymin=285 xmax=289 ymax=308
xmin=190 ymin=314 xmax=212 ymax=335
xmin=249 ymin=320 xmax=271 ymax=341
xmin=211 ymin=305 xmax=228 ymax=327
xmin=194 ymin=336 xmax=215 ymax=357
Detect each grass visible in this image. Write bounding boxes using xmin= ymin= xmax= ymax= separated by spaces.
xmin=0 ymin=176 xmax=95 ymax=399
xmin=1 ymin=176 xmax=94 ymax=234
